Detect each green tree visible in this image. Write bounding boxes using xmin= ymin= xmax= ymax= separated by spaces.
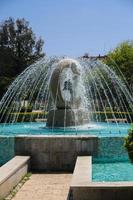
xmin=0 ymin=17 xmax=45 ymax=98
xmin=105 ymin=41 xmax=133 ymax=91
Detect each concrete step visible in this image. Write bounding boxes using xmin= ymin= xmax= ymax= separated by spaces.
xmin=0 ymin=156 xmax=30 ymax=199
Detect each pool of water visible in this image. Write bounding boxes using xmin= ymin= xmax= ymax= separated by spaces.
xmin=0 ymin=122 xmax=131 ymax=136
xmin=93 ymin=160 xmax=133 ymax=182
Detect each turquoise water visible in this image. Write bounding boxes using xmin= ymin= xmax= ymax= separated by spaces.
xmin=93 ymin=160 xmax=133 ymax=182
xmin=0 ymin=122 xmax=131 ymax=136
xmin=0 ymin=121 xmax=132 ymax=181
xmin=0 ymin=137 xmax=15 ymax=166
xmin=0 ymin=121 xmax=131 ymax=169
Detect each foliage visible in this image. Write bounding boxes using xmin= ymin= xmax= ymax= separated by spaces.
xmin=0 ymin=17 xmax=45 ymax=99
xmin=0 ymin=76 xmax=14 ymax=97
xmin=105 ymin=41 xmax=133 ymax=91
xmin=124 ymin=127 xmax=133 ymax=163
xmin=12 ymin=112 xmax=47 ymax=122
xmin=20 ymin=106 xmax=33 ymax=113
xmin=0 ymin=111 xmax=47 ymax=123
xmin=92 ymin=112 xmax=133 ymax=122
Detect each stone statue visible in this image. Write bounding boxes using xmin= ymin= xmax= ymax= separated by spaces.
xmin=47 ymin=59 xmax=88 ymax=127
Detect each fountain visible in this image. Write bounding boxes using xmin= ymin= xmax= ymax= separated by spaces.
xmin=0 ymin=56 xmax=133 ymax=200
xmin=0 ymin=56 xmax=133 ymax=134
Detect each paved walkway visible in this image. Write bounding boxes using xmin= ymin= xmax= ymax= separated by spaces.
xmin=12 ymin=173 xmax=72 ymax=200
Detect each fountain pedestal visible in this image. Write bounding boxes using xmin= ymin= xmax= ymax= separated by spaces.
xmin=47 ymin=109 xmax=88 ymax=127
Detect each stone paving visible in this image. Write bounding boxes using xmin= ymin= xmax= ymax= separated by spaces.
xmin=12 ymin=173 xmax=72 ymax=200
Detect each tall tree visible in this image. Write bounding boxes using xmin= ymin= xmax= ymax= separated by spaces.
xmin=0 ymin=17 xmax=45 ymax=97
xmin=105 ymin=41 xmax=133 ymax=91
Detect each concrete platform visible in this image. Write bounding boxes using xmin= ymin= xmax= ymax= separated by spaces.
xmin=12 ymin=173 xmax=72 ymax=200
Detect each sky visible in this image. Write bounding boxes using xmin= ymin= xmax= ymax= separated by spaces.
xmin=0 ymin=0 xmax=133 ymax=57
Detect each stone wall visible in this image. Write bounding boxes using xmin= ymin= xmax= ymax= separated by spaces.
xmin=15 ymin=135 xmax=98 ymax=171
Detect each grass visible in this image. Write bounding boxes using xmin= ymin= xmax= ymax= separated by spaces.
xmin=10 ymin=111 xmax=133 ymax=115
xmin=91 ymin=111 xmax=132 ymax=114
xmin=2 ymin=172 xmax=32 ymax=200
xmin=10 ymin=111 xmax=48 ymax=115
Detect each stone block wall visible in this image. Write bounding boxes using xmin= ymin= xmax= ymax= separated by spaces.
xmin=15 ymin=135 xmax=98 ymax=171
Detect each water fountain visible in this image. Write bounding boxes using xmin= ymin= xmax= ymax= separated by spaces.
xmin=0 ymin=56 xmax=133 ymax=197
xmin=0 ymin=56 xmax=132 ymax=135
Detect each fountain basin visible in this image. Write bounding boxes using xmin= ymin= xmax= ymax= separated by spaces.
xmin=93 ymin=160 xmax=133 ymax=182
xmin=70 ymin=156 xmax=133 ymax=200
xmin=0 ymin=122 xmax=131 ymax=137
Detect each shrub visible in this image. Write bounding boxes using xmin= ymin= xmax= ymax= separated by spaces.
xmin=20 ymin=106 xmax=32 ymax=113
xmin=124 ymin=127 xmax=133 ymax=163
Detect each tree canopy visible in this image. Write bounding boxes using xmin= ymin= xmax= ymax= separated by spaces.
xmin=0 ymin=17 xmax=45 ymax=98
xmin=105 ymin=41 xmax=133 ymax=91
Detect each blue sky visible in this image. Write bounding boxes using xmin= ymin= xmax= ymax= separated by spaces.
xmin=0 ymin=0 xmax=133 ymax=57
